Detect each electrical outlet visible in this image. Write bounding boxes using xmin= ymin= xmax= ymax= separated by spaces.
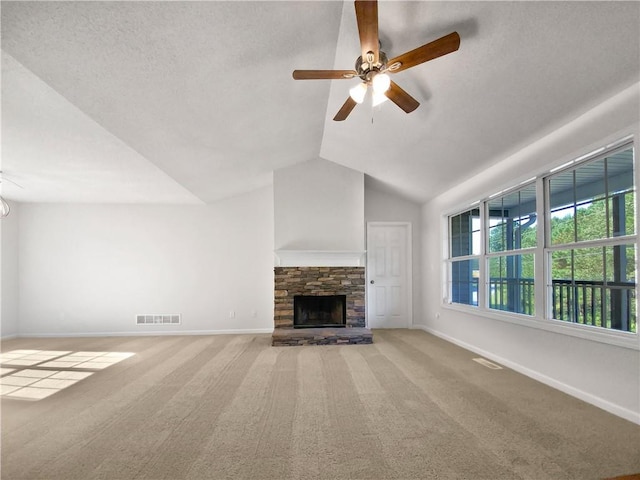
xmin=229 ymin=310 xmax=235 ymax=319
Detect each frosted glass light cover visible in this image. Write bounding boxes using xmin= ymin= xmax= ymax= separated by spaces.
xmin=371 ymin=73 xmax=391 ymax=94
xmin=349 ymin=83 xmax=367 ymax=104
xmin=372 ymin=90 xmax=389 ymax=107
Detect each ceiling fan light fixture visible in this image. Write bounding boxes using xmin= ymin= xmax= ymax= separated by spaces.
xmin=371 ymin=72 xmax=391 ymax=94
xmin=372 ymin=90 xmax=389 ymax=107
xmin=349 ymin=82 xmax=367 ymax=104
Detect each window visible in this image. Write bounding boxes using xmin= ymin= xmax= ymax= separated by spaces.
xmin=448 ymin=208 xmax=480 ymax=306
xmin=446 ymin=139 xmax=637 ymax=336
xmin=547 ymin=145 xmax=636 ymax=333
xmin=487 ymin=184 xmax=537 ymax=315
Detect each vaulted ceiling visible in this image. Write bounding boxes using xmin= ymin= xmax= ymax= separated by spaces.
xmin=2 ymin=1 xmax=639 ymax=205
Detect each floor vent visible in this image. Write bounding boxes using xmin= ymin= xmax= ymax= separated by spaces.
xmin=472 ymin=357 xmax=503 ymax=369
xmin=136 ymin=314 xmax=181 ymax=325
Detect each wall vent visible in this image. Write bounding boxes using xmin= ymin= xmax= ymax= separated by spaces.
xmin=472 ymin=357 xmax=503 ymax=370
xmin=136 ymin=314 xmax=181 ymax=325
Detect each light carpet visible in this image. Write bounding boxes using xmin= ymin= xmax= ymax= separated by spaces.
xmin=1 ymin=330 xmax=639 ymax=479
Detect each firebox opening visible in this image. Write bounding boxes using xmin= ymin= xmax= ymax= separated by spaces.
xmin=294 ymin=295 xmax=347 ymax=328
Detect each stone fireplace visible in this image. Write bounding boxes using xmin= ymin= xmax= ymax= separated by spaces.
xmin=272 ymin=159 xmax=368 ymax=346
xmin=272 ymin=258 xmax=372 ymax=346
xmin=274 ymin=266 xmax=365 ymax=327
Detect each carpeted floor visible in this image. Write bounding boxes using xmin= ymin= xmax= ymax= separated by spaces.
xmin=1 ymin=329 xmax=639 ymax=479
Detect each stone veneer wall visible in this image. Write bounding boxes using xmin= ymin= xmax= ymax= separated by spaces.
xmin=274 ymin=267 xmax=365 ymax=328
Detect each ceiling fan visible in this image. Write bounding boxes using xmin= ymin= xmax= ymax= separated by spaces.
xmin=292 ymin=0 xmax=460 ymax=121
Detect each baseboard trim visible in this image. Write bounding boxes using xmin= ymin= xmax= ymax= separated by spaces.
xmin=411 ymin=324 xmax=640 ymax=425
xmin=1 ymin=334 xmax=19 ymax=340
xmin=14 ymin=328 xmax=274 ymax=338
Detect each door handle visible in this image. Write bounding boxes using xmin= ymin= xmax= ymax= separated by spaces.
xmin=370 ymin=280 xmax=375 ymax=284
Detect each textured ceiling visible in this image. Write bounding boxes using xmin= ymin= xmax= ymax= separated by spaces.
xmin=1 ymin=1 xmax=639 ymax=204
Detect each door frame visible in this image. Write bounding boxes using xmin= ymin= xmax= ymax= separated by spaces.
xmin=365 ymin=221 xmax=413 ymax=328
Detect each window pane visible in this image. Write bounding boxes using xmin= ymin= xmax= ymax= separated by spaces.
xmin=575 ymin=158 xmax=606 ymax=202
xmin=607 ymin=147 xmax=635 ymax=236
xmin=549 ymin=169 xmax=576 ymax=245
xmin=450 ymin=259 xmax=479 ymax=306
xmin=549 ymin=206 xmax=575 ymax=245
xmin=549 ymin=146 xmax=635 ymax=244
xmin=550 ymin=245 xmax=636 ymax=332
xmin=450 ymin=208 xmax=480 ymax=257
xmin=609 ymin=191 xmax=636 ymax=238
xmin=488 ymin=254 xmax=535 ymax=315
xmin=488 ymin=218 xmax=506 ymax=252
xmin=576 ymin=198 xmax=607 ymax=241
xmin=625 ymin=191 xmax=636 ymax=236
xmin=573 ymin=247 xmax=605 ymax=283
xmin=488 ymin=184 xmax=536 ymax=252
xmin=518 ymin=214 xmax=538 ymax=249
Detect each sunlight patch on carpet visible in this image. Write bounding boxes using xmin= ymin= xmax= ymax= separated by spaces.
xmin=0 ymin=350 xmax=134 ymax=401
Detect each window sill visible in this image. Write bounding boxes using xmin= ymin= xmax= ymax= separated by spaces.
xmin=441 ymin=302 xmax=639 ymax=351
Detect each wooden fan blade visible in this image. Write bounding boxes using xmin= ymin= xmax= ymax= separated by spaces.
xmin=386 ymin=32 xmax=460 ymax=74
xmin=355 ymin=0 xmax=379 ymax=64
xmin=293 ymin=70 xmax=358 ymax=80
xmin=333 ymin=97 xmax=358 ymax=121
xmin=385 ymin=81 xmax=419 ymax=113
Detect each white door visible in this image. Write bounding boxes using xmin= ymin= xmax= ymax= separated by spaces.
xmin=366 ymin=223 xmax=412 ymax=328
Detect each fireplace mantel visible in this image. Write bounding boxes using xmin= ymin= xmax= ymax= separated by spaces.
xmin=274 ymin=250 xmax=366 ymax=267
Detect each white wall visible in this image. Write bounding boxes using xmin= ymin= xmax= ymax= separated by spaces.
xmin=1 ymin=200 xmax=20 ymax=338
xmin=274 ymin=158 xmax=364 ymax=251
xmin=421 ymin=83 xmax=640 ymax=423
xmin=17 ymin=186 xmax=274 ymax=336
xmin=364 ymin=185 xmax=422 ymax=323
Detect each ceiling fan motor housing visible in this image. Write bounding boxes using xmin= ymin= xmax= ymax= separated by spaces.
xmin=355 ymin=51 xmax=388 ymax=82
